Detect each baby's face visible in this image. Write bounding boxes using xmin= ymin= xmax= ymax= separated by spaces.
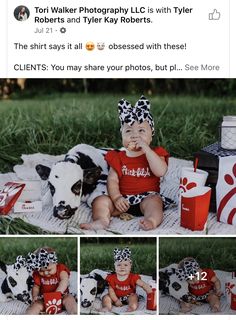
xmin=115 ymin=260 xmax=132 ymax=277
xmin=39 ymin=263 xmax=57 ymax=277
xmin=121 ymin=121 xmax=152 ymax=150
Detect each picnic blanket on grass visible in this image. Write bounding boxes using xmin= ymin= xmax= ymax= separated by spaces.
xmin=80 ymin=274 xmax=155 ymax=315
xmin=0 ymin=271 xmax=77 ymax=315
xmin=159 ymin=267 xmax=236 ymax=315
xmin=0 ymin=153 xmax=235 ymax=235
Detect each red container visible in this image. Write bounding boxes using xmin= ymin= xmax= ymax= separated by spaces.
xmin=0 ymin=182 xmax=25 ymax=215
xmin=231 ymin=293 xmax=236 ymax=310
xmin=43 ymin=292 xmax=62 ymax=314
xmin=180 ymin=187 xmax=211 ymax=231
xmin=146 ymin=289 xmax=156 ymax=311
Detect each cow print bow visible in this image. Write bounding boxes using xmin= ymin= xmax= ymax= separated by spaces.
xmin=118 ymin=95 xmax=155 ymax=136
xmin=114 ymin=247 xmax=132 ymax=262
xmin=26 ymin=249 xmax=58 ymax=271
xmin=176 ymin=258 xmax=200 ymax=281
xmin=13 ymin=255 xmax=27 ymax=271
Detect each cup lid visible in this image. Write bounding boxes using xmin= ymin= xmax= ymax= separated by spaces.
xmin=223 ymin=115 xmax=236 ymax=121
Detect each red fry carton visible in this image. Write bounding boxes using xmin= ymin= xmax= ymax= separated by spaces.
xmin=0 ymin=182 xmax=25 ymax=215
xmin=180 ymin=186 xmax=211 ymax=231
xmin=146 ymin=288 xmax=156 ymax=311
xmin=43 ymin=292 xmax=62 ymax=314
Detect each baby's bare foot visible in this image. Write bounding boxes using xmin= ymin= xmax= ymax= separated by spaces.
xmin=211 ymin=304 xmax=220 ymax=313
xmin=126 ymin=305 xmax=137 ymax=312
xmin=100 ymin=307 xmax=111 ymax=312
xmin=180 ymin=305 xmax=192 ymax=313
xmin=139 ymin=218 xmax=155 ymax=230
xmin=80 ymin=220 xmax=109 ymax=230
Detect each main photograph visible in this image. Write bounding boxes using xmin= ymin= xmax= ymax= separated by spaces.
xmin=0 ymin=78 xmax=235 ymax=235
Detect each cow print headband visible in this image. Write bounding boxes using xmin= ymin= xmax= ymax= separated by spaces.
xmin=114 ymin=247 xmax=132 ymax=263
xmin=118 ymin=95 xmax=155 ymax=136
xmin=14 ymin=255 xmax=27 ymax=272
xmin=26 ymin=249 xmax=58 ymax=271
xmin=176 ymin=258 xmax=200 ymax=281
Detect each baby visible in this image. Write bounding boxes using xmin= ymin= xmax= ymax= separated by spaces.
xmin=80 ymin=96 xmax=169 ymax=231
xmin=25 ymin=247 xmax=77 ymax=315
xmin=177 ymin=257 xmax=221 ymax=313
xmin=101 ymin=247 xmax=153 ymax=313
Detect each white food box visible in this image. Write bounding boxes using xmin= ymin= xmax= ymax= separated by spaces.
xmin=14 ymin=180 xmax=42 ymax=213
xmin=14 ymin=200 xmax=42 ymax=213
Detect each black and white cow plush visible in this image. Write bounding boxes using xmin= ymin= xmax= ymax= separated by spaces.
xmin=80 ymin=269 xmax=109 ymax=308
xmin=0 ymin=261 xmax=33 ymax=304
xmin=36 ymin=144 xmax=109 ymax=219
xmin=159 ymin=266 xmax=193 ymax=303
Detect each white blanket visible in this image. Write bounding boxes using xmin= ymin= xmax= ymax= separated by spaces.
xmin=0 ymin=153 xmax=235 ymax=234
xmin=160 ymin=268 xmax=236 ymax=315
xmin=80 ymin=274 xmax=155 ymax=315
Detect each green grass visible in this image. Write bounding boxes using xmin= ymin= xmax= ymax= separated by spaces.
xmin=80 ymin=239 xmax=156 ymax=275
xmin=0 ymin=237 xmax=77 ymax=270
xmin=0 ymin=93 xmax=235 ymax=172
xmin=159 ymin=237 xmax=236 ymax=271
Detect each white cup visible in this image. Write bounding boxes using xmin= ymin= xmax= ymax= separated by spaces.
xmin=179 ymin=167 xmax=208 ymax=197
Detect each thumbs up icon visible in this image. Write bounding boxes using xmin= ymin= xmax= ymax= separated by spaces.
xmin=209 ymin=9 xmax=221 ymax=20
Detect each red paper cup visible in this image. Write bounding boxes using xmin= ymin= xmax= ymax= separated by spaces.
xmin=43 ymin=292 xmax=62 ymax=314
xmin=146 ymin=289 xmax=156 ymax=311
xmin=180 ymin=187 xmax=211 ymax=231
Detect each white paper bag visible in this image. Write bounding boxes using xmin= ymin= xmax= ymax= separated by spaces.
xmin=217 ymin=156 xmax=236 ymax=224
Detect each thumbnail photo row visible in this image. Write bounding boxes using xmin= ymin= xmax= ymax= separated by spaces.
xmin=0 ymin=236 xmax=236 ymax=315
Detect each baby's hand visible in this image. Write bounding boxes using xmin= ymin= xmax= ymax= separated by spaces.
xmin=215 ymin=290 xmax=222 ymax=297
xmin=134 ymin=138 xmax=151 ymax=154
xmin=33 ymin=296 xmax=40 ymax=302
xmin=114 ymin=196 xmax=130 ymax=212
xmin=114 ymin=299 xmax=123 ymax=307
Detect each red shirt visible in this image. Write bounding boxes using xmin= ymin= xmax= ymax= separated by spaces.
xmin=189 ymin=269 xmax=215 ymax=296
xmin=106 ymin=273 xmax=141 ymax=298
xmin=33 ymin=263 xmax=70 ymax=294
xmin=105 ymin=147 xmax=169 ymax=195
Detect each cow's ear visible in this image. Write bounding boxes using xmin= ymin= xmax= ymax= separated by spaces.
xmin=0 ymin=261 xmax=7 ymax=274
xmin=83 ymin=167 xmax=102 ymax=184
xmin=1 ymin=278 xmax=11 ymax=294
xmin=35 ymin=164 xmax=51 ymax=180
xmin=27 ymin=276 xmax=34 ymax=291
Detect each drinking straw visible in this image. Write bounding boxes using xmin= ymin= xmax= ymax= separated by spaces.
xmin=194 ymin=158 xmax=199 ymax=173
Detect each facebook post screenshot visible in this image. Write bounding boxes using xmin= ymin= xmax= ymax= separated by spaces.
xmin=0 ymin=0 xmax=236 ymax=319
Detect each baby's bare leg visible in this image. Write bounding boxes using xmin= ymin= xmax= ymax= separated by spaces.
xmin=25 ymin=300 xmax=44 ymax=315
xmin=179 ymin=301 xmax=192 ymax=313
xmin=207 ymin=293 xmax=221 ymax=312
xmin=127 ymin=293 xmax=138 ymax=312
xmin=80 ymin=195 xmax=114 ymax=230
xmin=63 ymin=294 xmax=77 ymax=314
xmin=101 ymin=294 xmax=113 ymax=312
xmin=139 ymin=195 xmax=163 ymax=230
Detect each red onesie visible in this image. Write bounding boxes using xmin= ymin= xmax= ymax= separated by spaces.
xmin=33 ymin=263 xmax=70 ymax=294
xmin=105 ymin=147 xmax=169 ymax=195
xmin=106 ymin=273 xmax=141 ymax=298
xmin=189 ymin=268 xmax=215 ymax=296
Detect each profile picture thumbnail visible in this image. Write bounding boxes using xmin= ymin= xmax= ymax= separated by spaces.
xmin=14 ymin=5 xmax=30 ymax=21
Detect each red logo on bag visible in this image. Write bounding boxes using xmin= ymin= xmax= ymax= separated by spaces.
xmin=179 ymin=177 xmax=197 ymax=193
xmin=217 ymin=163 xmax=236 ymax=224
